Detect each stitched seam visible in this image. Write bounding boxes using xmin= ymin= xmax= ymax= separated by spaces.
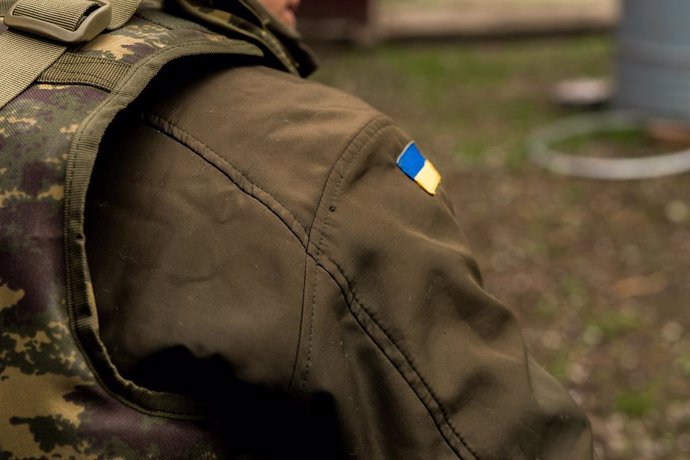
xmin=318 ymin=256 xmax=479 ymax=460
xmin=45 ymin=69 xmax=113 ymax=81
xmin=306 ymin=115 xmax=389 ymax=243
xmin=287 ymin=253 xmax=310 ymax=391
xmin=65 ymin=39 xmax=261 ymax=417
xmin=306 ymin=119 xmax=479 ymax=459
xmin=133 ymin=10 xmax=177 ymax=30
xmin=142 ymin=112 xmax=309 ymax=247
xmin=40 ymin=70 xmax=116 ymax=85
xmin=50 ymin=61 xmax=129 ymax=71
xmin=313 ymin=116 xmax=390 ymax=260
xmin=143 ymin=111 xmax=312 ymax=396
xmin=299 ymin=115 xmax=389 ymax=391
xmin=299 ymin=262 xmax=317 ymax=391
xmin=58 ymin=54 xmax=133 ymax=66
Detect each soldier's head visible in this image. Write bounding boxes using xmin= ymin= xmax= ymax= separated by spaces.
xmin=259 ymin=0 xmax=301 ymax=28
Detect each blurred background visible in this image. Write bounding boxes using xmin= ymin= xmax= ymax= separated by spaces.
xmin=297 ymin=1 xmax=690 ymax=459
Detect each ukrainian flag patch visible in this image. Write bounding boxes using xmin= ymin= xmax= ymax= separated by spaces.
xmin=396 ymin=142 xmax=441 ymax=195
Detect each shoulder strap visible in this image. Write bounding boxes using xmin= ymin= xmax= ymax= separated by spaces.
xmin=0 ymin=0 xmax=143 ymax=109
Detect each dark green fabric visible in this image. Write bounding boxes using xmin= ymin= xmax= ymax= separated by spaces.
xmin=86 ymin=63 xmax=594 ymax=459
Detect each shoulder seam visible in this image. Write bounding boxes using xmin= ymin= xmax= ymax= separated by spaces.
xmin=297 ymin=114 xmax=392 ymax=391
xmin=306 ymin=118 xmax=480 ymax=459
xmin=307 ymin=114 xmax=392 ymax=254
xmin=313 ymin=254 xmax=479 ymax=460
xmin=141 ymin=111 xmax=310 ymax=248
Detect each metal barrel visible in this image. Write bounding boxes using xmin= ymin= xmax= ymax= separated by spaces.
xmin=616 ymin=0 xmax=690 ymax=121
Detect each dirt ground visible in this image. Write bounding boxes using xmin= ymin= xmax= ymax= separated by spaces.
xmin=312 ymin=36 xmax=690 ymax=459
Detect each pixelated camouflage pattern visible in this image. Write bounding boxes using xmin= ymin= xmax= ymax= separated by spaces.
xmin=0 ymin=4 xmax=266 ymax=459
xmin=187 ymin=1 xmax=298 ymax=73
xmin=170 ymin=0 xmax=322 ymax=75
xmin=73 ymin=1 xmax=301 ymax=72
xmin=77 ymin=16 xmax=209 ymax=64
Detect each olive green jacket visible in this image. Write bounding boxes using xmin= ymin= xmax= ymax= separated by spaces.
xmin=85 ymin=57 xmax=594 ymax=459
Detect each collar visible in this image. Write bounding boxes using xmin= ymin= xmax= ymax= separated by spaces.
xmin=168 ymin=0 xmax=317 ymax=77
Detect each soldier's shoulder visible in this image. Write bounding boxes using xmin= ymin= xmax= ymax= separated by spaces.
xmin=233 ymin=64 xmax=377 ymax=111
xmin=138 ymin=62 xmax=395 ymax=235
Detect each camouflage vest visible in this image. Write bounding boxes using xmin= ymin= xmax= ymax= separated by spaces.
xmin=0 ymin=1 xmax=307 ymax=458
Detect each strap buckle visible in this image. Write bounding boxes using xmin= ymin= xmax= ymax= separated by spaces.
xmin=4 ymin=0 xmax=111 ymax=44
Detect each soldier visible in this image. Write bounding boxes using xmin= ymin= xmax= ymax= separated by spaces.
xmin=0 ymin=0 xmax=594 ymax=458
xmin=85 ymin=1 xmax=595 ymax=458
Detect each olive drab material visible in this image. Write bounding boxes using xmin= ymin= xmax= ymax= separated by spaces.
xmin=0 ymin=1 xmax=309 ymax=457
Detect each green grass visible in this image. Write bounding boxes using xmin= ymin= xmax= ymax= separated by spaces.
xmin=561 ymin=276 xmax=589 ymax=309
xmin=614 ymin=388 xmax=656 ymax=418
xmin=551 ymin=127 xmax=687 ymax=159
xmin=554 ymin=128 xmax=647 ymax=151
xmin=673 ymin=355 xmax=690 ymax=378
xmin=587 ymin=310 xmax=641 ymax=341
xmin=545 ymin=349 xmax=571 ymax=380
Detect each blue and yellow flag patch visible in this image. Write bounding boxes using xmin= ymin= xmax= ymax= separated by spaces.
xmin=396 ymin=142 xmax=441 ymax=195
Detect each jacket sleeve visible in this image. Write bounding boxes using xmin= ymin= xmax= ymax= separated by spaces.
xmin=301 ymin=117 xmax=594 ymax=460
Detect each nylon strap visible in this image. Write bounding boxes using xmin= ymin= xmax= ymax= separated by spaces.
xmin=0 ymin=0 xmax=14 ymax=16
xmin=0 ymin=0 xmax=142 ymax=110
xmin=12 ymin=0 xmax=100 ymax=31
xmin=108 ymin=0 xmax=142 ymax=29
xmin=38 ymin=53 xmax=132 ymax=91
xmin=0 ymin=30 xmax=65 ymax=108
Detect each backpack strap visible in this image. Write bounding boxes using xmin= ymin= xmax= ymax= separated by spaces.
xmin=0 ymin=24 xmax=65 ymax=109
xmin=0 ymin=0 xmax=143 ymax=109
xmin=0 ymin=0 xmax=15 ymax=14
